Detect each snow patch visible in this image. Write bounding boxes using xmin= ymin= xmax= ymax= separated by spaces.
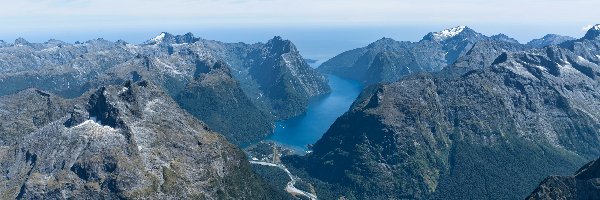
xmin=151 ymin=33 xmax=166 ymax=43
xmin=72 ymin=117 xmax=118 ymax=134
xmin=594 ymin=24 xmax=600 ymax=31
xmin=431 ymin=26 xmax=466 ymax=41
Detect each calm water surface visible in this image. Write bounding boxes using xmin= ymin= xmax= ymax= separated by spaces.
xmin=268 ymin=74 xmax=364 ymax=153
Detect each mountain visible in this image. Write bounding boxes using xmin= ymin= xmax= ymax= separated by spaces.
xmin=0 ymin=81 xmax=283 ymax=199
xmin=318 ymin=26 xmax=517 ymax=84
xmin=583 ymin=24 xmax=600 ymax=40
xmin=490 ymin=33 xmax=521 ymax=44
xmin=527 ymin=34 xmax=576 ymax=48
xmin=176 ymin=60 xmax=274 ymax=146
xmin=527 ymin=157 xmax=600 ymax=200
xmin=186 ymin=36 xmax=331 ymax=119
xmin=0 ymin=89 xmax=73 ymax=146
xmin=0 ymin=33 xmax=330 ymax=145
xmin=288 ymin=26 xmax=600 ymax=199
xmin=446 ymin=39 xmax=531 ymax=76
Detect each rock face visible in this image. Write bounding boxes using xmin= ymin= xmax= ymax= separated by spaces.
xmin=527 ymin=157 xmax=600 ymax=200
xmin=318 ymin=26 xmax=514 ymax=84
xmin=292 ymin=27 xmax=600 ymax=199
xmin=527 ymin=34 xmax=575 ymax=48
xmin=0 ymin=33 xmax=330 ymax=145
xmin=0 ymin=81 xmax=282 ymax=199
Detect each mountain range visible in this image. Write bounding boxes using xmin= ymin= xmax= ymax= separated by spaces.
xmin=1 ymin=25 xmax=599 ymax=199
xmin=0 ymin=33 xmax=330 ymax=145
xmin=318 ymin=26 xmax=576 ymax=84
xmin=284 ymin=25 xmax=600 ymax=199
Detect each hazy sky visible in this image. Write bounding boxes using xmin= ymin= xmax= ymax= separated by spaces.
xmin=1 ymin=0 xmax=599 ymax=59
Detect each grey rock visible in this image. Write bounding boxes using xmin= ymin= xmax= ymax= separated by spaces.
xmin=0 ymin=81 xmax=283 ymax=199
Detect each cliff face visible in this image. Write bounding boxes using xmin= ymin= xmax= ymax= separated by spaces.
xmin=0 ymin=81 xmax=282 ymax=199
xmin=527 ymin=157 xmax=600 ymax=200
xmin=295 ymin=32 xmax=600 ymax=199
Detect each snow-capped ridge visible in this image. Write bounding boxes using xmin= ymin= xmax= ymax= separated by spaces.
xmin=151 ymin=32 xmax=167 ymax=43
xmin=430 ymin=26 xmax=467 ymax=41
xmin=583 ymin=24 xmax=600 ymax=40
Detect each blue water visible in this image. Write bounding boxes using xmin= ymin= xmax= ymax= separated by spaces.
xmin=268 ymin=74 xmax=364 ymax=153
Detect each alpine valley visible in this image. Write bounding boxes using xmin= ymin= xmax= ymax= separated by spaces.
xmin=1 ymin=24 xmax=599 ymax=200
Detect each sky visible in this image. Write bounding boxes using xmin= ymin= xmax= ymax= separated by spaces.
xmin=1 ymin=0 xmax=599 ymax=60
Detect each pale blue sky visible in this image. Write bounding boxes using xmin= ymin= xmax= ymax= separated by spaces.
xmin=1 ymin=0 xmax=599 ymax=60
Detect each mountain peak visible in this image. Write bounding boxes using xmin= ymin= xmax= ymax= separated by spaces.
xmin=267 ymin=36 xmax=291 ymax=46
xmin=271 ymin=36 xmax=284 ymax=42
xmin=527 ymin=34 xmax=575 ymax=48
xmin=490 ymin=33 xmax=520 ymax=44
xmin=146 ymin=32 xmax=198 ymax=45
xmin=150 ymin=32 xmax=170 ymax=43
xmin=583 ymin=24 xmax=600 ymax=39
xmin=425 ymin=26 xmax=468 ymax=41
xmin=14 ymin=37 xmax=30 ymax=46
xmin=45 ymin=39 xmax=66 ymax=46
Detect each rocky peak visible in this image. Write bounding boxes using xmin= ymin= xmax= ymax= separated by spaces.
xmin=44 ymin=39 xmax=66 ymax=46
xmin=14 ymin=37 xmax=31 ymax=46
xmin=583 ymin=24 xmax=600 ymax=40
xmin=367 ymin=37 xmax=399 ymax=48
xmin=84 ymin=38 xmax=115 ymax=47
xmin=64 ymin=81 xmax=152 ymax=130
xmin=265 ymin=36 xmax=296 ymax=54
xmin=527 ymin=34 xmax=576 ymax=48
xmin=490 ymin=33 xmax=520 ymax=44
xmin=422 ymin=26 xmax=483 ymax=42
xmin=146 ymin=32 xmax=198 ymax=45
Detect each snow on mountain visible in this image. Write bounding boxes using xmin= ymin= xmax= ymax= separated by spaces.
xmin=150 ymin=32 xmax=166 ymax=43
xmin=430 ymin=26 xmax=466 ymax=41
